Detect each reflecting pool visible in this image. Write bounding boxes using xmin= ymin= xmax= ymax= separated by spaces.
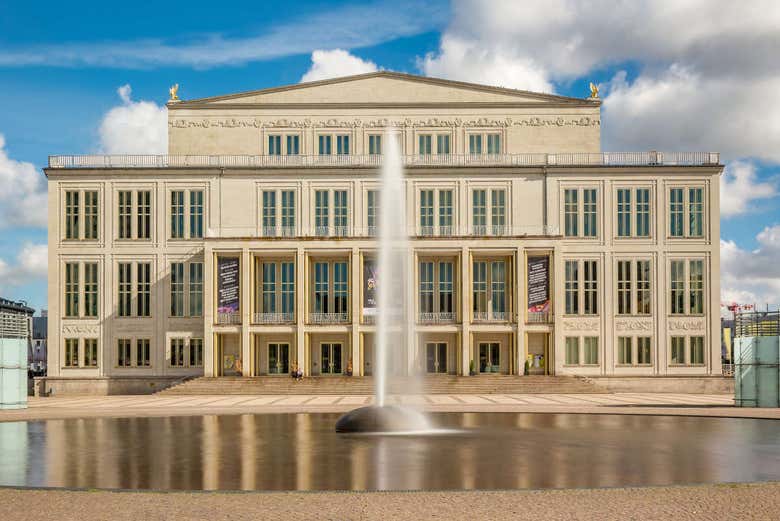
xmin=2 ymin=413 xmax=780 ymax=491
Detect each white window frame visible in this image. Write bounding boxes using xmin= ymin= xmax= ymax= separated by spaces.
xmin=668 ymin=257 xmax=706 ymax=316
xmin=561 ymin=185 xmax=599 ymax=239
xmin=167 ymin=185 xmax=207 ymax=241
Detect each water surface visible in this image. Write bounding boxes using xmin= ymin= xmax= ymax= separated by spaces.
xmin=1 ymin=412 xmax=779 ymax=491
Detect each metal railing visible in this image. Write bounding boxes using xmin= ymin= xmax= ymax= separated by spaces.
xmin=419 ymin=312 xmax=457 ymax=324
xmin=473 ymin=311 xmax=509 ymax=322
xmin=48 ymin=152 xmax=721 ymax=169
xmin=216 ymin=312 xmax=241 ymax=325
xmin=310 ymin=312 xmax=349 ymax=324
xmin=734 ymin=311 xmax=780 ymax=337
xmin=253 ymin=312 xmax=294 ymax=324
xmin=527 ymin=311 xmax=552 ymax=324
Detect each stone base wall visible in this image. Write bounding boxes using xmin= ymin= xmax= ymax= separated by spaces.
xmin=584 ymin=376 xmax=734 ymax=394
xmin=34 ymin=377 xmax=182 ymax=397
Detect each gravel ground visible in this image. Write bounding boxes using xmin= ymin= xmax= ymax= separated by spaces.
xmin=1 ymin=482 xmax=778 ymax=521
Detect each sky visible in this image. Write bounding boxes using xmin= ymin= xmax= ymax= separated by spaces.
xmin=1 ymin=0 xmax=779 ymax=314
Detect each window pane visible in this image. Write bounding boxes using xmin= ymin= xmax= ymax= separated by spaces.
xmin=618 ymin=337 xmax=632 ymax=364
xmin=472 ymin=190 xmax=486 ymax=234
xmin=564 ymin=189 xmax=579 ymax=237
xmin=439 ymin=262 xmax=453 ymax=314
xmin=617 ymin=188 xmax=631 ymax=237
xmin=689 ymin=260 xmax=704 ymax=314
xmin=469 ymin=134 xmax=482 ymax=154
xmin=171 ymin=262 xmax=185 ymax=317
xmin=367 ymin=190 xmax=378 ymax=235
xmin=472 ymin=261 xmax=487 ymax=314
xmin=419 ymin=134 xmax=432 ymax=155
xmin=286 ymin=135 xmax=300 ymax=155
xmin=65 ymin=263 xmax=80 ymax=318
xmin=637 ymin=337 xmax=652 ymax=365
xmin=137 ymin=190 xmax=151 ymax=239
xmin=437 ymin=135 xmax=450 ymax=154
xmin=583 ymin=189 xmax=597 ymax=237
xmin=671 ymin=336 xmax=685 ymax=364
xmin=491 ymin=189 xmax=506 ymax=234
xmin=584 ymin=337 xmax=599 ymax=365
xmin=65 ymin=338 xmax=79 ymax=367
xmin=670 ymin=188 xmax=684 ymax=237
xmin=281 ymin=262 xmax=295 ymax=315
xmin=334 ymin=190 xmax=348 ymax=236
xmin=137 ymin=263 xmax=150 ymax=317
xmin=84 ymin=191 xmax=99 ymax=240
xmin=262 ymin=190 xmax=277 ymax=236
xmin=189 ymin=190 xmax=204 ymax=239
xmin=334 ymin=262 xmax=348 ymax=314
xmin=670 ymin=260 xmax=685 ymax=314
xmin=189 ymin=262 xmax=203 ymax=317
xmin=368 ymin=135 xmax=382 ymax=155
xmin=118 ymin=190 xmax=132 ymax=239
xmin=636 ymin=260 xmax=651 ymax=315
xmin=262 ymin=263 xmax=276 ymax=313
xmin=336 ymin=135 xmax=350 ymax=155
xmin=314 ymin=262 xmax=328 ymax=313
xmin=420 ymin=190 xmax=434 ymax=234
xmin=584 ymin=260 xmax=598 ymax=315
xmin=419 ymin=262 xmax=434 ymax=314
xmin=617 ymin=261 xmax=632 ymax=315
xmin=438 ymin=190 xmax=453 ymax=234
xmin=491 ymin=261 xmax=506 ymax=315
xmin=65 ymin=191 xmax=80 ymax=239
xmin=118 ymin=263 xmax=132 ymax=317
xmin=85 ymin=338 xmax=98 ymax=367
xmin=565 ymin=260 xmax=579 ymax=315
xmin=636 ymin=188 xmax=650 ymax=237
xmin=690 ymin=336 xmax=704 ymax=364
xmin=84 ymin=263 xmax=99 ymax=318
xmin=565 ymin=337 xmax=579 ymax=365
xmin=487 ymin=134 xmax=501 ymax=154
xmin=315 ymin=190 xmax=329 ymax=235
xmin=171 ymin=191 xmax=184 ymax=239
xmin=281 ymin=190 xmax=295 ymax=235
xmin=318 ymin=135 xmax=332 ymax=155
xmin=269 ymin=135 xmax=281 ymax=156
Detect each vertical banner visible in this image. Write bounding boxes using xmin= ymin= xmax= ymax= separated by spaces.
xmin=363 ymin=259 xmax=378 ymax=316
xmin=217 ymin=257 xmax=240 ymax=314
xmin=527 ymin=256 xmax=550 ymax=313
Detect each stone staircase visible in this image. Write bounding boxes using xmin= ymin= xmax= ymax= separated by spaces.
xmin=158 ymin=374 xmax=604 ymax=395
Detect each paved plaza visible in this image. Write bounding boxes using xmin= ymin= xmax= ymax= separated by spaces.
xmin=3 ymin=392 xmax=774 ymax=422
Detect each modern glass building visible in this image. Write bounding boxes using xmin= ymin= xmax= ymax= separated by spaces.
xmin=41 ymin=72 xmax=723 ymax=394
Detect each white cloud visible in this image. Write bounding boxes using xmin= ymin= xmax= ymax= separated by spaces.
xmin=719 ymin=161 xmax=777 ymax=217
xmin=0 ymin=2 xmax=446 ymax=69
xmin=0 ymin=134 xmax=47 ymax=228
xmin=98 ymin=84 xmax=167 ymax=155
xmin=300 ymin=49 xmax=379 ymax=83
xmin=0 ymin=243 xmax=48 ymax=289
xmin=721 ymin=228 xmax=780 ymax=307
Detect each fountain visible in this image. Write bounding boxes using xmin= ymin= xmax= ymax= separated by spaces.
xmin=336 ymin=130 xmax=431 ymax=434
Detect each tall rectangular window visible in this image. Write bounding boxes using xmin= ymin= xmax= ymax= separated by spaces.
xmin=419 ymin=261 xmax=434 ymax=314
xmin=65 ymin=191 xmax=80 ymax=239
xmin=490 ymin=261 xmax=506 ymax=317
xmin=171 ymin=262 xmax=185 ymax=317
xmin=486 ymin=134 xmax=501 ymax=154
xmin=262 ymin=262 xmax=276 ymax=313
xmin=565 ymin=260 xmax=579 ymax=315
xmin=469 ymin=134 xmax=482 ymax=154
xmin=333 ymin=262 xmax=348 ymax=314
xmin=670 ymin=260 xmax=686 ymax=314
xmin=137 ymin=190 xmax=151 ymax=239
xmin=689 ymin=260 xmax=704 ymax=314
xmin=583 ymin=189 xmax=597 ymax=237
xmin=118 ymin=262 xmax=132 ymax=317
xmin=491 ymin=189 xmax=506 ymax=235
xmin=439 ymin=190 xmax=453 ymax=234
xmin=637 ymin=337 xmax=652 ymax=365
xmin=117 ymin=338 xmax=131 ymax=367
xmin=617 ymin=188 xmax=632 ymax=237
xmin=368 ymin=135 xmax=382 ymax=155
xmin=65 ymin=338 xmax=79 ymax=367
xmin=336 ymin=135 xmax=350 ymax=155
xmin=689 ymin=188 xmax=703 ymax=237
xmin=618 ymin=337 xmax=632 ymax=364
xmin=472 ymin=261 xmax=487 ymax=315
xmin=313 ymin=262 xmax=329 ymax=313
xmin=565 ymin=337 xmax=579 ymax=365
xmin=286 ymin=135 xmax=300 ymax=155
xmin=190 ymin=338 xmax=204 ymax=367
xmin=171 ymin=191 xmax=185 ymax=239
xmin=669 ymin=188 xmax=684 ymax=237
xmin=439 ymin=262 xmax=454 ymax=314
xmin=170 ymin=338 xmax=185 ymax=367
xmin=85 ymin=338 xmax=98 ymax=367
xmin=333 ymin=190 xmax=348 ymax=236
xmin=281 ymin=262 xmax=295 ymax=315
xmin=636 ymin=188 xmax=650 ymax=237
xmin=437 ymin=134 xmax=450 ymax=154
xmin=564 ymin=189 xmax=578 ymax=237
xmin=262 ymin=190 xmax=277 ymax=236
xmin=137 ymin=339 xmax=150 ymax=367
xmin=268 ymin=135 xmax=282 ymax=155
xmin=617 ymin=261 xmax=632 ymax=315
xmin=420 ymin=190 xmax=434 ymax=235
xmin=65 ymin=263 xmax=79 ymax=318
xmin=84 ymin=262 xmax=98 ymax=318
xmin=367 ymin=190 xmax=378 ymax=236
xmin=690 ymin=336 xmax=704 ymax=364
xmin=671 ymin=336 xmax=685 ymax=364
xmin=189 ymin=262 xmax=203 ymax=317
xmin=281 ymin=190 xmax=295 ymax=236
xmin=118 ymin=191 xmax=132 ymax=239
xmin=584 ymin=337 xmax=599 ymax=365
xmin=190 ymin=190 xmax=203 ymax=239
xmin=318 ymin=135 xmax=332 ymax=155
xmin=472 ymin=189 xmax=486 ymax=235
xmin=84 ymin=191 xmax=99 ymax=240
xmin=315 ymin=190 xmax=329 ymax=236
xmin=636 ymin=260 xmax=651 ymax=315
xmin=137 ymin=263 xmax=150 ymax=317
xmin=583 ymin=260 xmax=598 ymax=315
xmin=419 ymin=134 xmax=432 ymax=155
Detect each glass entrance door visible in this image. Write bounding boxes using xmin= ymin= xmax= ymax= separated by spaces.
xmin=479 ymin=342 xmax=500 ymax=373
xmin=426 ymin=342 xmax=447 ymax=373
xmin=268 ymin=343 xmax=289 ymax=374
xmin=321 ymin=343 xmax=342 ymax=374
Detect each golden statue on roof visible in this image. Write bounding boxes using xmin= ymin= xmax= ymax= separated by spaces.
xmin=169 ymin=84 xmax=180 ymax=101
xmin=589 ymin=82 xmax=599 ymax=99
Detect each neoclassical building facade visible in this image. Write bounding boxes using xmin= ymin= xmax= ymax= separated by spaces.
xmin=43 ymin=72 xmax=723 ymax=394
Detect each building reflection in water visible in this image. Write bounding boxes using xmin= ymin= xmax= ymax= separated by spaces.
xmin=1 ymin=413 xmax=779 ymax=491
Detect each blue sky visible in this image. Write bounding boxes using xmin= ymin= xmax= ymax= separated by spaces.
xmin=1 ymin=0 xmax=778 ymax=311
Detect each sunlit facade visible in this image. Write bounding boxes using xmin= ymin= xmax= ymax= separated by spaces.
xmin=43 ymin=72 xmax=723 ymax=393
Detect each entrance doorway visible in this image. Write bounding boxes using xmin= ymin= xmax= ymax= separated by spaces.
xmin=268 ymin=343 xmax=289 ymax=374
xmin=426 ymin=342 xmax=447 ymax=373
xmin=479 ymin=342 xmax=500 ymax=373
xmin=216 ymin=333 xmax=241 ymax=376
xmin=321 ymin=343 xmax=343 ymax=374
xmin=527 ymin=333 xmax=548 ymax=375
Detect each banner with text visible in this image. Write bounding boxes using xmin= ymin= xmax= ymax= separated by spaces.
xmin=363 ymin=259 xmax=378 ymax=316
xmin=217 ymin=257 xmax=240 ymax=314
xmin=527 ymin=256 xmax=550 ymax=313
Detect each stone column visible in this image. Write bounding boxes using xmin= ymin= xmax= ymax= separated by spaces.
xmin=460 ymin=246 xmax=471 ymax=375
xmin=296 ymin=247 xmax=306 ymax=375
xmin=351 ymin=247 xmax=361 ymax=376
xmin=241 ymin=248 xmax=251 ymax=376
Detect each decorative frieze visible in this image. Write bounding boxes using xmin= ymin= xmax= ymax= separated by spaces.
xmin=169 ymin=116 xmax=600 ymax=129
xmin=562 ymin=319 xmax=600 ymax=332
xmin=62 ymin=324 xmax=100 ymax=336
xmin=615 ymin=319 xmax=653 ymax=332
xmin=668 ymin=319 xmax=706 ymax=331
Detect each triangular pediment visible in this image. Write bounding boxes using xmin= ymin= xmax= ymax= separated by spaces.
xmin=176 ymin=72 xmax=593 ymax=107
